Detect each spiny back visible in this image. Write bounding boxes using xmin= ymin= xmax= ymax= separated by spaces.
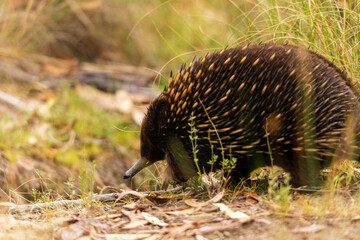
xmin=164 ymin=44 xmax=356 ymax=141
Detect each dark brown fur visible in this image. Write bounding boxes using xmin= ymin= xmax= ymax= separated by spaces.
xmin=130 ymin=43 xmax=360 ymax=186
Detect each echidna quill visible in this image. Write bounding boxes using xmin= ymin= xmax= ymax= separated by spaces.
xmin=124 ymin=43 xmax=360 ymax=186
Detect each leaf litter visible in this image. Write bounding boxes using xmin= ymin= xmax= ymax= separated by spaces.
xmin=4 ymin=186 xmax=360 ymax=239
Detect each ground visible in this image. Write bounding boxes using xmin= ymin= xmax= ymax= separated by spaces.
xmin=3 ymin=185 xmax=360 ymax=240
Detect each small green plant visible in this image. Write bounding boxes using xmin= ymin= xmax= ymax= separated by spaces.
xmin=186 ymin=176 xmax=207 ymax=195
xmin=267 ymin=172 xmax=292 ymax=210
xmin=66 ymin=177 xmax=76 ymax=200
xmin=222 ymin=156 xmax=237 ymax=182
xmin=207 ymin=131 xmax=219 ymax=173
xmin=31 ymin=188 xmax=38 ymax=203
xmin=31 ymin=188 xmax=51 ymax=204
xmin=182 ymin=100 xmax=240 ymax=197
xmin=265 ymin=126 xmax=292 ymax=210
xmin=79 ymin=160 xmax=97 ymax=200
xmin=146 ymin=177 xmax=163 ymax=191
xmin=206 ymin=131 xmax=237 ymax=183
xmin=79 ymin=168 xmax=89 ymax=199
xmin=230 ymin=178 xmax=248 ymax=200
xmin=185 ymin=103 xmax=240 ymax=197
xmin=199 ymin=100 xmax=236 ymax=184
xmin=30 ymin=171 xmax=52 ymax=204
xmin=325 ymin=160 xmax=359 ymax=196
xmin=189 ymin=112 xmax=201 ymax=176
xmin=90 ymin=160 xmax=96 ymax=196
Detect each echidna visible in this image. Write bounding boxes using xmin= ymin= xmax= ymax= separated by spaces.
xmin=124 ymin=43 xmax=360 ymax=186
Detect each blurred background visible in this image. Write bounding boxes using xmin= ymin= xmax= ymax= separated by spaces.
xmin=0 ymin=0 xmax=359 ymax=202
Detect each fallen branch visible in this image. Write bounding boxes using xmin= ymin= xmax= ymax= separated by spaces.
xmin=8 ymin=187 xmax=185 ymax=214
xmin=72 ymin=62 xmax=158 ymax=97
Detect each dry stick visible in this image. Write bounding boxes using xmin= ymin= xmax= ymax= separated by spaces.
xmin=8 ymin=187 xmax=185 ymax=214
xmin=74 ymin=62 xmax=157 ymax=97
xmin=0 ymin=90 xmax=32 ymax=112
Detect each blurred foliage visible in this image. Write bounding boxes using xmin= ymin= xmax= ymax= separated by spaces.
xmin=0 ymin=0 xmax=358 ymax=78
xmin=0 ymin=81 xmax=138 ymax=168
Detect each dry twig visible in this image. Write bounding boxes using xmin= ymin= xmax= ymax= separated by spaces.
xmin=8 ymin=187 xmax=184 ymax=214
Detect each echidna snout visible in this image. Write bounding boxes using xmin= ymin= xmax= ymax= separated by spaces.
xmin=124 ymin=96 xmax=167 ymax=179
xmin=124 ymin=43 xmax=360 ymax=186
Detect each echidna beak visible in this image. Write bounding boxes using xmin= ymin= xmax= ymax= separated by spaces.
xmin=123 ymin=158 xmax=151 ymax=179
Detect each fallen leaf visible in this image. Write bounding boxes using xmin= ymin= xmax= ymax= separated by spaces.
xmin=196 ymin=222 xmax=239 ymax=234
xmin=167 ymin=223 xmax=197 ymax=237
xmin=91 ymin=219 xmax=110 ymax=234
xmin=163 ymin=208 xmax=195 ymax=216
xmin=123 ymin=202 xmax=137 ymax=210
xmin=122 ymin=190 xmax=147 ymax=198
xmin=202 ymin=204 xmax=220 ymax=213
xmin=245 ymin=197 xmax=258 ymax=204
xmin=77 ymin=237 xmax=91 ymax=240
xmin=185 ymin=190 xmax=223 ymax=209
xmin=195 ymin=234 xmax=209 ymax=240
xmin=121 ymin=210 xmax=147 ymax=229
xmin=208 ymin=189 xmax=225 ymax=203
xmin=212 ymin=203 xmax=250 ymax=223
xmin=141 ymin=212 xmax=168 ymax=227
xmin=61 ymin=221 xmax=88 ymax=240
xmin=291 ymin=224 xmax=326 ymax=233
xmin=185 ymin=199 xmax=209 ymax=208
xmin=105 ymin=234 xmax=151 ymax=240
xmin=244 ymin=192 xmax=260 ymax=203
xmin=255 ymin=218 xmax=272 ymax=225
